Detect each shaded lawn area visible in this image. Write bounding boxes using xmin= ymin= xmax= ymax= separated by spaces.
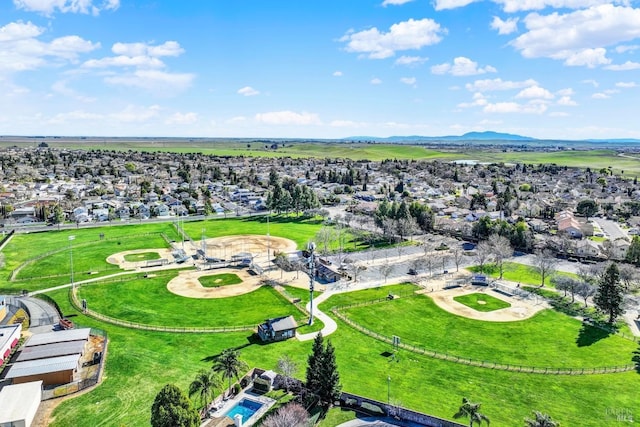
xmin=123 ymin=252 xmax=161 ymax=262
xmin=453 ymin=292 xmax=511 ymax=312
xmin=198 ymin=273 xmax=242 ymax=287
xmin=468 ymin=262 xmax=577 ymax=287
xmin=45 ymin=286 xmax=640 ymax=427
xmin=338 ymin=294 xmax=635 ymax=368
xmin=76 ymin=274 xmax=307 ymax=327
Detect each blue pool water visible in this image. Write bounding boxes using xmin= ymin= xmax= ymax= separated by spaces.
xmin=224 ymin=398 xmax=263 ymax=421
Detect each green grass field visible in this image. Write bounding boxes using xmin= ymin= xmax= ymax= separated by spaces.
xmin=123 ymin=252 xmax=161 ymax=262
xmin=453 ymin=292 xmax=511 ymax=312
xmin=338 ymin=292 xmax=635 ymax=369
xmin=77 ymin=274 xmax=305 ymax=327
xmin=2 ymin=217 xmax=640 ymax=427
xmin=198 ymin=273 xmax=242 ymax=287
xmin=40 ymin=280 xmax=640 ymax=427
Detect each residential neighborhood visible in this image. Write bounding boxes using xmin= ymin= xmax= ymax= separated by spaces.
xmin=1 ymin=146 xmax=639 ymax=263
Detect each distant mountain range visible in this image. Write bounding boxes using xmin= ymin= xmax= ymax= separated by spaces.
xmin=345 ymin=131 xmax=640 ymax=144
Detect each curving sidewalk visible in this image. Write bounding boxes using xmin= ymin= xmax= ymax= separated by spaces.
xmin=296 ymin=291 xmax=338 ymax=341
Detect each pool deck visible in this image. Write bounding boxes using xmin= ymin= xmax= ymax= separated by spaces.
xmin=202 ymin=390 xmax=276 ymax=427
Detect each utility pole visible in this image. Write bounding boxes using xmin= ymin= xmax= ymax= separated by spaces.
xmin=308 ymin=241 xmax=316 ymax=325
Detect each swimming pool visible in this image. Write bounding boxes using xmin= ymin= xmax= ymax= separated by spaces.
xmin=224 ymin=398 xmax=264 ymax=422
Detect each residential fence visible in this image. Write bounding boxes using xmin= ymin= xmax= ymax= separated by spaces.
xmin=331 ymin=296 xmax=637 ymax=376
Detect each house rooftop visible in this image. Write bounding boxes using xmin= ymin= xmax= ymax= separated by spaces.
xmin=25 ymin=328 xmax=90 ymax=347
xmin=4 ymin=354 xmax=80 ymax=379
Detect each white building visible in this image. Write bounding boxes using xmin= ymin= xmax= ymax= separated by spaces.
xmin=0 ymin=380 xmax=42 ymax=427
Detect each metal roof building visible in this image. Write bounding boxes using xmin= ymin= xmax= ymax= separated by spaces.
xmin=16 ymin=340 xmax=86 ymax=362
xmin=0 ymin=323 xmax=21 ymax=367
xmin=0 ymin=380 xmax=43 ymax=427
xmin=4 ymin=354 xmax=80 ymax=386
xmin=24 ymin=328 xmax=90 ymax=347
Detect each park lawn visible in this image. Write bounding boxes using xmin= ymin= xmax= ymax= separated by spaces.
xmin=12 ymin=234 xmax=169 ymax=286
xmin=339 ymin=294 xmax=635 ymax=369
xmin=77 ymin=274 xmax=307 ymax=327
xmin=0 ymin=223 xmax=180 ymax=292
xmin=198 ymin=273 xmax=242 ymax=287
xmin=123 ymin=252 xmax=161 ymax=262
xmin=453 ymin=293 xmax=511 ymax=312
xmin=280 ymin=285 xmax=321 ymax=306
xmin=469 ymin=262 xmax=576 ymax=287
xmin=45 ymin=285 xmax=640 ymax=427
xmin=183 ymin=216 xmax=324 ymax=249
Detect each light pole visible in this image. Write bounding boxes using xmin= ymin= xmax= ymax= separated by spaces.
xmin=267 ymin=210 xmax=271 ymax=274
xmin=68 ymin=235 xmax=75 ymax=289
xmin=308 ymin=241 xmax=316 ymax=325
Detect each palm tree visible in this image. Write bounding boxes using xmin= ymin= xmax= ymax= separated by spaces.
xmin=212 ymin=348 xmax=248 ymax=398
xmin=524 ymin=411 xmax=559 ymax=427
xmin=453 ymin=397 xmax=490 ymax=427
xmin=188 ymin=369 xmax=222 ymax=416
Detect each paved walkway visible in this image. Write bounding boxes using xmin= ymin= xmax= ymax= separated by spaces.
xmin=296 ymin=291 xmax=338 ymax=341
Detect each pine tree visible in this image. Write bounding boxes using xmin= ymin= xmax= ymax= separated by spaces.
xmin=305 ymin=333 xmax=324 ymax=393
xmin=594 ymin=263 xmax=624 ymax=324
xmin=318 ymin=340 xmax=341 ymax=406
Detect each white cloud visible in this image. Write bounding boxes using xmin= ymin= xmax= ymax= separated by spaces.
xmin=465 ymin=78 xmax=537 ymax=92
xmin=165 ymin=112 xmax=198 ymax=125
xmin=490 ymin=16 xmax=519 ymax=35
xmin=13 ymin=0 xmax=120 ymax=15
xmin=47 ymin=110 xmax=103 ymax=124
xmin=605 ymin=61 xmax=640 ymax=71
xmin=370 ymin=77 xmax=382 ymax=85
xmin=255 ymin=111 xmax=321 ymax=125
xmin=332 ymin=71 xmax=343 ymax=76
xmin=557 ymin=96 xmax=578 ymax=106
xmin=111 ymin=41 xmax=184 ymax=57
xmin=592 ymin=92 xmax=610 ymax=99
xmin=340 ymin=18 xmax=445 ymax=59
xmin=0 ymin=21 xmax=99 ymax=73
xmin=556 ymin=88 xmax=574 ymax=96
xmin=83 ymin=55 xmax=165 ymax=69
xmin=549 ymin=111 xmax=570 ymax=117
xmin=581 ymin=79 xmax=599 ymax=87
xmin=515 ymin=85 xmax=554 ymax=99
xmin=226 ymin=116 xmax=247 ymax=124
xmin=431 ymin=57 xmax=497 ymax=76
xmin=237 ymin=86 xmax=260 ymax=96
xmin=395 ymin=55 xmax=428 ymax=66
xmin=483 ymin=102 xmax=548 ymax=114
xmin=51 ymin=80 xmax=95 ymax=102
xmin=104 ymin=69 xmax=194 ymax=94
xmin=511 ymin=5 xmax=640 ymax=67
xmin=110 ymin=104 xmax=161 ymax=123
xmin=457 ymin=92 xmax=489 ymax=108
xmin=434 ymin=0 xmax=478 ymax=10
xmin=497 ymin=0 xmax=629 ymax=13
xmin=562 ymin=48 xmax=610 ymax=68
xmin=615 ymin=44 xmax=639 ymax=53
xmin=615 ymin=81 xmax=637 ymax=88
xmin=382 ymin=0 xmax=414 ymax=5
xmin=400 ymin=77 xmax=416 ymax=85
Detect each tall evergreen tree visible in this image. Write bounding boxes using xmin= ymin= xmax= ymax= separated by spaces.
xmin=594 ymin=263 xmax=624 ymax=324
xmin=305 ymin=332 xmax=324 ymax=393
xmin=305 ymin=332 xmax=341 ymax=408
xmin=151 ymin=384 xmax=200 ymax=427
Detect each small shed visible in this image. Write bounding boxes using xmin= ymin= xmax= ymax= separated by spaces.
xmin=257 ymin=316 xmax=297 ymax=342
xmin=5 ymin=354 xmax=81 ymax=386
xmin=0 ymin=380 xmax=42 ymax=427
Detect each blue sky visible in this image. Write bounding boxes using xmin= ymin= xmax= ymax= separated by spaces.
xmin=1 ymin=0 xmax=639 ymax=140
